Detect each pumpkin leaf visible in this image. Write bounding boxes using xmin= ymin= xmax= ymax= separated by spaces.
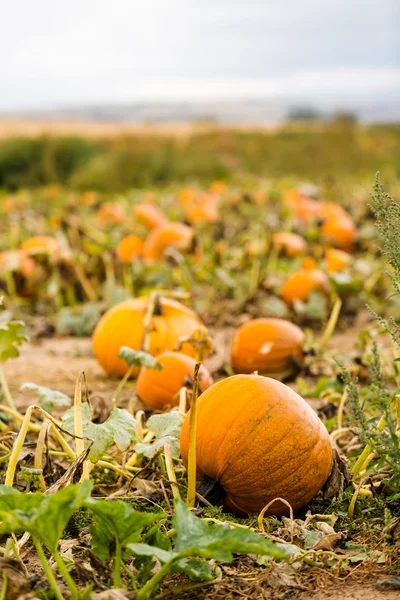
xmin=84 ymin=497 xmax=163 ymax=561
xmin=135 ymin=412 xmax=184 ymax=459
xmin=0 ymin=481 xmax=92 ymax=552
xmin=173 ymin=558 xmax=215 ymax=581
xmin=62 ymin=405 xmax=138 ymax=462
xmin=118 ymin=347 xmax=162 ymax=370
xmin=172 ymin=499 xmax=286 ymax=562
xmin=0 ymin=321 xmax=28 ymax=362
xmin=20 ymin=382 xmax=71 ymax=414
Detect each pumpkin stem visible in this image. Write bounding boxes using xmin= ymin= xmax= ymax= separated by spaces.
xmin=197 ymin=476 xmax=226 ymax=505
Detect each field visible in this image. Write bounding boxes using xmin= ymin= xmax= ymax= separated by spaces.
xmin=0 ymin=123 xmax=399 ymax=599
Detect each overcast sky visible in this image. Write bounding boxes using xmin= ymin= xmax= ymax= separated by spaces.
xmin=1 ymin=0 xmax=399 ymax=110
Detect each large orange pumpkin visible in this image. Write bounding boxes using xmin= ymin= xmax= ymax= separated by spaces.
xmin=271 ymin=232 xmax=307 ymax=257
xmin=92 ymin=296 xmax=203 ymax=377
xmin=136 ymin=351 xmax=213 ymax=411
xmin=133 ymin=202 xmax=167 ymax=231
xmin=231 ymin=319 xmax=305 ymax=375
xmin=116 ymin=235 xmax=144 ymax=263
xmin=180 ymin=374 xmax=332 ymax=516
xmin=325 ymin=248 xmax=351 ymax=273
xmin=142 ymin=222 xmax=194 ymax=262
xmin=281 ymin=268 xmax=329 ymax=304
xmin=321 ymin=215 xmax=356 ymax=250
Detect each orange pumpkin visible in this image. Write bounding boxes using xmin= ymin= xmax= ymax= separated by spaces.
xmin=142 ymin=222 xmax=194 ymax=262
xmin=301 ymin=256 xmax=318 ymax=271
xmin=96 ymin=203 xmax=126 ymax=225
xmin=180 ymin=374 xmax=333 ymax=515
xmin=133 ymin=202 xmax=167 ymax=231
xmin=284 ymin=190 xmax=319 ymax=222
xmin=321 ymin=215 xmax=356 ymax=250
xmin=316 ymin=202 xmax=347 ymax=221
xmin=116 ymin=235 xmax=144 ymax=263
xmin=325 ymin=248 xmax=351 ymax=273
xmin=271 ymin=232 xmax=307 ymax=257
xmin=281 ymin=268 xmax=329 ymax=304
xmin=185 ymin=198 xmax=219 ymax=224
xmin=92 ymin=296 xmax=203 ymax=377
xmin=136 ymin=351 xmax=213 ymax=411
xmin=20 ymin=236 xmax=60 ymax=256
xmin=231 ymin=319 xmax=305 ymax=375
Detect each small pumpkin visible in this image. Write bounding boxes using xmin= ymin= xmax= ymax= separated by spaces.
xmin=281 ymin=267 xmax=329 ymax=304
xmin=92 ymin=296 xmax=203 ymax=377
xmin=325 ymin=248 xmax=351 ymax=273
xmin=180 ymin=374 xmax=333 ymax=516
xmin=284 ymin=190 xmax=319 ymax=222
xmin=20 ymin=236 xmax=60 ymax=256
xmin=96 ymin=203 xmax=126 ymax=226
xmin=316 ymin=201 xmax=347 ymax=221
xmin=321 ymin=215 xmax=356 ymax=250
xmin=231 ymin=318 xmax=305 ymax=375
xmin=142 ymin=222 xmax=194 ymax=262
xmin=271 ymin=232 xmax=307 ymax=257
xmin=133 ymin=202 xmax=167 ymax=231
xmin=136 ymin=351 xmax=213 ymax=411
xmin=116 ymin=235 xmax=144 ymax=263
xmin=185 ymin=197 xmax=219 ymax=224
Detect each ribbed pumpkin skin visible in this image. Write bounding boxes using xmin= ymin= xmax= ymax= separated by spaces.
xmin=231 ymin=318 xmax=305 ymax=375
xmin=180 ymin=374 xmax=332 ymax=516
xmin=136 ymin=351 xmax=213 ymax=410
xmin=92 ymin=297 xmax=203 ymax=377
xmin=281 ymin=269 xmax=328 ymax=304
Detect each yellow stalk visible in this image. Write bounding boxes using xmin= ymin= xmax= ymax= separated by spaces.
xmin=74 ymin=372 xmax=89 ymax=481
xmin=164 ymin=444 xmax=181 ymax=500
xmin=320 ymin=296 xmax=342 ymax=352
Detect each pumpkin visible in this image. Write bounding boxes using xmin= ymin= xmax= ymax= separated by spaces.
xmin=133 ymin=202 xmax=167 ymax=231
xmin=136 ymin=351 xmax=213 ymax=411
xmin=142 ymin=222 xmax=194 ymax=262
xmin=185 ymin=198 xmax=219 ymax=224
xmin=271 ymin=232 xmax=307 ymax=257
xmin=316 ymin=202 xmax=347 ymax=221
xmin=301 ymin=256 xmax=318 ymax=270
xmin=20 ymin=236 xmax=60 ymax=257
xmin=321 ymin=215 xmax=356 ymax=250
xmin=180 ymin=374 xmax=332 ymax=516
xmin=284 ymin=190 xmax=319 ymax=222
xmin=92 ymin=296 xmax=203 ymax=377
xmin=281 ymin=268 xmax=329 ymax=304
xmin=96 ymin=203 xmax=126 ymax=225
xmin=208 ymin=181 xmax=226 ymax=195
xmin=116 ymin=235 xmax=144 ymax=263
xmin=325 ymin=248 xmax=351 ymax=273
xmin=231 ymin=318 xmax=305 ymax=375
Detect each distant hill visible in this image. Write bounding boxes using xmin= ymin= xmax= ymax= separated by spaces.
xmin=1 ymin=100 xmax=399 ymax=125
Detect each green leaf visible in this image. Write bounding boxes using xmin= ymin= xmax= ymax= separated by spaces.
xmin=173 ymin=558 xmax=214 ymax=581
xmin=118 ymin=347 xmax=162 ymax=370
xmin=172 ymin=500 xmax=286 ymax=562
xmin=135 ymin=412 xmax=184 ymax=459
xmin=62 ymin=405 xmax=138 ymax=462
xmin=20 ymin=382 xmax=71 ymax=414
xmin=85 ymin=497 xmax=163 ymax=560
xmin=0 ymin=481 xmax=92 ymax=552
xmin=0 ymin=321 xmax=28 ymax=361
